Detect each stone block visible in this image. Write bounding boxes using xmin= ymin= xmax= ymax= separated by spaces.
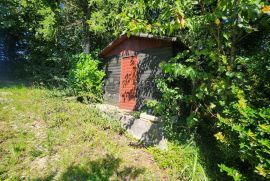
xmin=120 ymin=115 xmax=167 ymax=150
xmin=94 ymin=103 xmax=167 ymax=150
xmin=140 ymin=112 xmax=161 ymax=122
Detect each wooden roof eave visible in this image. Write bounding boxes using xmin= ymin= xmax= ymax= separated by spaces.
xmin=99 ymin=33 xmax=180 ymax=58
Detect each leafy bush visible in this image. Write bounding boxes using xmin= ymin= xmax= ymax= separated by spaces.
xmin=217 ymin=106 xmax=270 ymax=179
xmin=68 ymin=53 xmax=105 ymax=98
xmin=149 ymin=48 xmax=270 ymax=180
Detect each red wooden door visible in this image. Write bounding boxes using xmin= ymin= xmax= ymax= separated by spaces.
xmin=119 ymin=56 xmax=138 ymax=110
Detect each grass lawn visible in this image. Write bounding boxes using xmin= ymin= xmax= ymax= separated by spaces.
xmin=0 ymin=82 xmax=168 ymax=180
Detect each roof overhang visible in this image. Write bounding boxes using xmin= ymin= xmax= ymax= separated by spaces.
xmin=99 ymin=33 xmax=180 ymax=58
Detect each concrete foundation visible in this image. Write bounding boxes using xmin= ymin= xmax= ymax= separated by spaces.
xmin=93 ymin=104 xmax=167 ymax=150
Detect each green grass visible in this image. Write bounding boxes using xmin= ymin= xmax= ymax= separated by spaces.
xmin=148 ymin=142 xmax=208 ymax=181
xmin=0 ymin=84 xmax=166 ymax=180
xmin=0 ymin=83 xmax=209 ymax=180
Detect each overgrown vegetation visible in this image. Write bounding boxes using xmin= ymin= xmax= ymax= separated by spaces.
xmin=1 ymin=0 xmax=270 ymax=180
xmin=126 ymin=1 xmax=270 ymax=180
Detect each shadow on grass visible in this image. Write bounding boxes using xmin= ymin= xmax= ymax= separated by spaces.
xmin=0 ymin=79 xmax=33 ymax=89
xmin=0 ymin=82 xmax=27 ymax=89
xmin=36 ymin=154 xmax=145 ymax=181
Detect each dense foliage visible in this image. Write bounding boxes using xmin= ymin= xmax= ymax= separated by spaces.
xmin=123 ymin=0 xmax=270 ymax=180
xmin=69 ymin=53 xmax=105 ymax=97
xmin=1 ymin=0 xmax=270 ymax=180
xmin=0 ymin=0 xmax=125 ymax=86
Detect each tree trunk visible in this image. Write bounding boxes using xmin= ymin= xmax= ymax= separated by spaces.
xmin=82 ymin=0 xmax=91 ymax=54
xmin=84 ymin=35 xmax=90 ymax=53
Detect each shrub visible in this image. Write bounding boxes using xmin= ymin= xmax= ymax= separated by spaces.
xmin=150 ymin=49 xmax=270 ymax=180
xmin=217 ymin=105 xmax=270 ymax=179
xmin=68 ymin=53 xmax=105 ymax=98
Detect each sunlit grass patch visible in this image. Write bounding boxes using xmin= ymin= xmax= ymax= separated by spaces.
xmin=0 ymin=84 xmax=165 ymax=180
xmin=148 ymin=142 xmax=208 ymax=181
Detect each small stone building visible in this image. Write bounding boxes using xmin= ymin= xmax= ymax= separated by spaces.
xmin=99 ymin=33 xmax=186 ymax=110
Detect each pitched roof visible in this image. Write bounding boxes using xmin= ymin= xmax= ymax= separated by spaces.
xmin=99 ymin=33 xmax=180 ymax=57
